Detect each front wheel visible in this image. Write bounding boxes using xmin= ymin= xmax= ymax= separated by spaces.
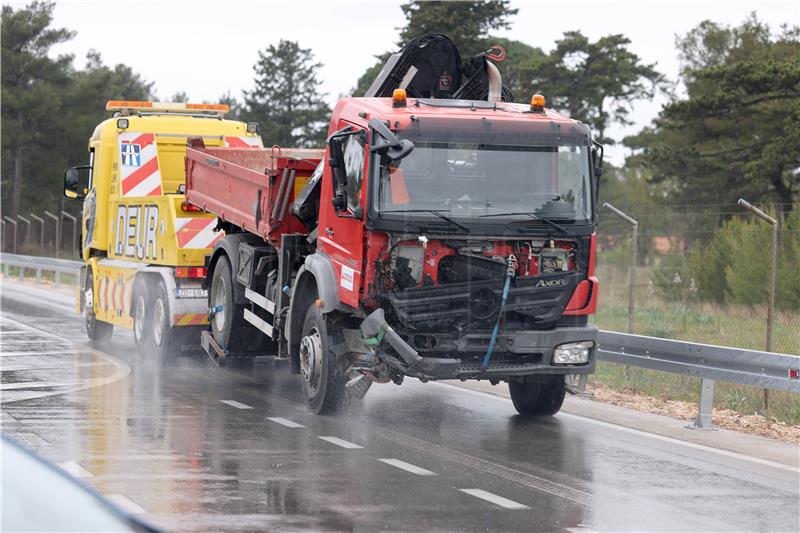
xmin=509 ymin=376 xmax=566 ymax=416
xmin=299 ymin=306 xmax=350 ymax=415
xmin=84 ymin=266 xmax=113 ymax=344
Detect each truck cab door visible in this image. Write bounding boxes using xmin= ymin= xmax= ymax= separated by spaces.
xmin=317 ymin=121 xmax=368 ymax=308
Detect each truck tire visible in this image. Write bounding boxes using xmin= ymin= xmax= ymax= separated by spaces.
xmin=509 ymin=376 xmax=566 ymax=416
xmin=132 ymin=281 xmax=151 ymax=355
xmin=299 ymin=306 xmax=350 ymax=415
xmin=84 ymin=266 xmax=113 ymax=343
xmin=210 ymin=255 xmax=259 ymax=352
xmin=149 ymin=280 xmax=176 ymax=364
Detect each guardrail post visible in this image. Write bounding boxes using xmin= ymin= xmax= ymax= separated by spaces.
xmin=55 ymin=271 xmax=61 ymax=288
xmin=688 ymin=378 xmax=716 ymax=430
xmin=35 ymin=267 xmax=42 ymax=284
xmin=18 ymin=265 xmax=24 ymax=282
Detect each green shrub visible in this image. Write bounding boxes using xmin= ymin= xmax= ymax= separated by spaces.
xmin=652 ymin=254 xmax=689 ymax=302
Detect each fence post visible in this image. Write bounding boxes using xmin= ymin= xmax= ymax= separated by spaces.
xmin=689 ymin=378 xmax=716 ymax=429
xmin=737 ymin=199 xmax=777 ymax=411
xmin=30 ymin=214 xmax=44 ymax=255
xmin=603 ymin=203 xmax=639 ymax=333
xmin=2 ymin=216 xmax=18 ymax=254
xmin=44 ymin=211 xmax=60 ymax=259
xmin=61 ymin=211 xmax=77 ymax=259
xmin=18 ymin=215 xmax=31 ymax=246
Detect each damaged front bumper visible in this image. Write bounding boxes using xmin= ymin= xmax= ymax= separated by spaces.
xmin=359 ymin=309 xmax=597 ymax=381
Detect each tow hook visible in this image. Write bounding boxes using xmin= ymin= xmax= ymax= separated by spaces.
xmin=208 ymin=304 xmax=223 ymax=317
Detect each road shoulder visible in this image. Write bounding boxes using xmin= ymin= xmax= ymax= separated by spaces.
xmin=448 ymin=380 xmax=800 ymax=469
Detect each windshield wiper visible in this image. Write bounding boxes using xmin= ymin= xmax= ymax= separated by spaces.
xmin=379 ymin=209 xmax=471 ymax=232
xmin=479 ymin=212 xmax=568 ymax=234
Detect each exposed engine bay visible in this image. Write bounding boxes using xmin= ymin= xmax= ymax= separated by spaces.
xmin=373 ymin=237 xmax=590 ymax=335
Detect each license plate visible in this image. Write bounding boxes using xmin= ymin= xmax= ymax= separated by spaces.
xmin=175 ymin=287 xmax=207 ymax=299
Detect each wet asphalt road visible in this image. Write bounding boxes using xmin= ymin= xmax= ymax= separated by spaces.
xmin=1 ymin=281 xmax=798 ymax=532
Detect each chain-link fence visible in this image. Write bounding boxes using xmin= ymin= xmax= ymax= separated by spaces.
xmin=592 ymin=202 xmax=800 ymax=425
xmin=0 ymin=210 xmax=80 ymax=259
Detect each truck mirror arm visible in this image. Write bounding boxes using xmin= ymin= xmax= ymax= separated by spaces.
xmin=368 ymin=118 xmax=414 ymax=161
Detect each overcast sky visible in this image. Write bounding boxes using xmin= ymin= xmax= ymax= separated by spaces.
xmin=16 ymin=0 xmax=800 ymax=162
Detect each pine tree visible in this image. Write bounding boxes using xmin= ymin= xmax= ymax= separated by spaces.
xmin=242 ymin=40 xmax=330 ymax=148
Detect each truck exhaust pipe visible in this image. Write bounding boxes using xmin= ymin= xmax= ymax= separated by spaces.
xmin=487 ymin=60 xmax=502 ymax=103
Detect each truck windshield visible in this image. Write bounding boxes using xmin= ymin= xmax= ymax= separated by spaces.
xmin=373 ymin=142 xmax=593 ymax=223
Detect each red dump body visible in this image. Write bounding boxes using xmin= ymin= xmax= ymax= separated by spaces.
xmin=185 ymin=146 xmax=323 ymax=247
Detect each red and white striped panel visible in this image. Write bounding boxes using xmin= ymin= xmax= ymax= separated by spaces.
xmin=119 ymin=132 xmax=163 ymax=197
xmin=224 ymin=136 xmax=263 ymax=148
xmin=174 ymin=218 xmax=224 ymax=249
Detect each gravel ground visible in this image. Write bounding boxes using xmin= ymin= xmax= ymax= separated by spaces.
xmin=588 ymin=382 xmax=800 ymax=444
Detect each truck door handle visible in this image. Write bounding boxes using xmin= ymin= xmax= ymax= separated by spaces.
xmin=325 ymin=227 xmax=334 ymax=237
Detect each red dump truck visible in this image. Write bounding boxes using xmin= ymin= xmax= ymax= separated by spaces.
xmin=184 ymin=35 xmax=603 ymax=415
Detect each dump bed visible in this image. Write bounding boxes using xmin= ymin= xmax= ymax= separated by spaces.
xmin=185 ymin=146 xmax=323 ymax=246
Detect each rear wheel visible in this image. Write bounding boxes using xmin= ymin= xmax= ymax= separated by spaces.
xmin=299 ymin=306 xmax=350 ymax=415
xmin=509 ymin=376 xmax=566 ymax=416
xmin=132 ymin=283 xmax=150 ymax=355
xmin=84 ymin=266 xmax=113 ymax=343
xmin=149 ymin=281 xmax=175 ymax=364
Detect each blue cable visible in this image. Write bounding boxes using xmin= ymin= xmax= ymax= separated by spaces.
xmin=481 ymin=270 xmax=512 ymax=370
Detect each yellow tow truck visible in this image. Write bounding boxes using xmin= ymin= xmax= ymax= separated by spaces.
xmin=63 ymin=100 xmax=262 ymax=360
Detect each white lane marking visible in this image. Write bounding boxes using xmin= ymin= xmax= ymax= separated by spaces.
xmin=59 ymin=461 xmax=94 ymax=478
xmin=266 ymin=417 xmax=306 ymax=428
xmin=0 ymin=316 xmax=130 ymax=406
xmin=13 ymin=432 xmax=48 ymax=447
xmin=0 ymin=350 xmax=80 ymax=357
xmin=459 ymin=488 xmax=529 ymax=509
xmin=565 ymin=527 xmax=599 ymax=533
xmin=106 ymin=494 xmax=146 ymax=514
xmin=219 ymin=400 xmax=253 ymax=409
xmin=1 ymin=410 xmax=18 ymax=423
xmin=318 ymin=436 xmax=363 ymax=449
xmin=1 ymin=381 xmax=71 ymax=390
xmin=433 ymin=382 xmax=800 ymax=474
xmin=378 ymin=458 xmax=436 ymax=476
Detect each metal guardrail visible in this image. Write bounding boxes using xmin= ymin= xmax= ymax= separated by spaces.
xmin=597 ymin=331 xmax=799 ymax=429
xmin=0 ymin=253 xmax=82 ymax=288
xmin=1 ymin=253 xmax=798 ymax=428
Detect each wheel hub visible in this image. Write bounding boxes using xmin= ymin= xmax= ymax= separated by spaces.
xmin=134 ymin=295 xmax=145 ymax=342
xmin=299 ymin=328 xmax=323 ymax=392
xmin=212 ymin=276 xmax=226 ymax=332
xmin=83 ymin=289 xmax=94 ymax=321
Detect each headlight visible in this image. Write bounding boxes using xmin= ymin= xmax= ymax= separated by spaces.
xmin=553 ymin=341 xmax=593 ymax=364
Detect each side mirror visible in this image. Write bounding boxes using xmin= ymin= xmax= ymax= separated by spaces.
xmin=64 ymin=165 xmax=91 ymax=200
xmin=369 ymin=118 xmax=414 ymax=162
xmin=591 ymin=141 xmax=604 ymax=178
